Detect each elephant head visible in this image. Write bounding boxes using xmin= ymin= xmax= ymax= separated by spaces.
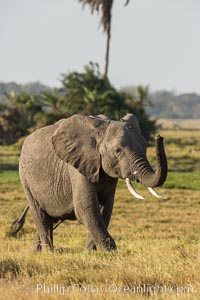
xmin=52 ymin=114 xmax=167 ymax=199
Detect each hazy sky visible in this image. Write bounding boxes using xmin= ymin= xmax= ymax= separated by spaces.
xmin=0 ymin=0 xmax=200 ymax=93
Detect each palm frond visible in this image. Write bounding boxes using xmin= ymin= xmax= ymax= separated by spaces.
xmin=78 ymin=0 xmax=113 ymax=32
xmin=124 ymin=0 xmax=130 ymax=6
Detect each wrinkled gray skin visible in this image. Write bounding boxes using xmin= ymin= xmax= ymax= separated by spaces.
xmin=18 ymin=114 xmax=167 ymax=251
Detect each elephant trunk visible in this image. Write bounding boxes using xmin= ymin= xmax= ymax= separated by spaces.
xmin=135 ymin=135 xmax=168 ymax=188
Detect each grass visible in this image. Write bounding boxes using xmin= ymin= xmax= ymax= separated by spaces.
xmin=0 ymin=130 xmax=200 ymax=299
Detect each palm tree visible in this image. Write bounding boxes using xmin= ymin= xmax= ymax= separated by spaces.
xmin=78 ymin=0 xmax=130 ymax=79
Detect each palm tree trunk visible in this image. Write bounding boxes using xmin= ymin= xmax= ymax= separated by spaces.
xmin=104 ymin=14 xmax=111 ymax=79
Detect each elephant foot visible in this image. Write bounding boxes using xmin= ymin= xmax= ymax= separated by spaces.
xmin=31 ymin=233 xmax=42 ymax=252
xmin=99 ymin=236 xmax=117 ymax=251
xmin=32 ymin=241 xmax=42 ymax=253
xmin=32 ymin=233 xmax=53 ymax=252
xmin=85 ymin=240 xmax=97 ymax=251
xmin=32 ymin=243 xmax=54 ymax=253
xmin=86 ymin=235 xmax=117 ymax=251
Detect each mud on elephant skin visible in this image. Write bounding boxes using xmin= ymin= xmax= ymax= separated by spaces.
xmin=10 ymin=114 xmax=168 ymax=251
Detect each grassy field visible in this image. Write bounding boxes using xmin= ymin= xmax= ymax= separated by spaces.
xmin=0 ymin=130 xmax=200 ymax=299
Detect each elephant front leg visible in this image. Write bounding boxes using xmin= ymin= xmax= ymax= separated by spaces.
xmin=73 ymin=187 xmax=116 ymax=251
xmin=85 ymin=204 xmax=114 ymax=250
xmin=85 ymin=180 xmax=117 ymax=251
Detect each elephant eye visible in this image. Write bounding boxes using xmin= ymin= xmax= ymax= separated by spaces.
xmin=114 ymin=147 xmax=122 ymax=156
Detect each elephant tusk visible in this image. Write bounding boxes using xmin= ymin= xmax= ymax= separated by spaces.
xmin=125 ymin=178 xmax=145 ymax=200
xmin=147 ymin=187 xmax=167 ymax=199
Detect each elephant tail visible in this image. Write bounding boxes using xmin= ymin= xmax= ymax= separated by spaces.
xmin=6 ymin=206 xmax=29 ymax=237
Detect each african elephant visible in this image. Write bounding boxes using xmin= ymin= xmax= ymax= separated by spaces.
xmin=12 ymin=114 xmax=167 ymax=251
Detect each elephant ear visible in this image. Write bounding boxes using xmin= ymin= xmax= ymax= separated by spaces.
xmin=52 ymin=114 xmax=107 ymax=183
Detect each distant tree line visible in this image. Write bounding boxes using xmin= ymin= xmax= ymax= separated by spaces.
xmin=0 ymin=63 xmax=155 ymax=146
xmin=147 ymin=91 xmax=200 ymax=119
xmin=0 ymin=82 xmax=49 ymax=103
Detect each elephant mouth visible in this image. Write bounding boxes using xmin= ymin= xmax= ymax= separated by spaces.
xmin=125 ymin=178 xmax=167 ymax=200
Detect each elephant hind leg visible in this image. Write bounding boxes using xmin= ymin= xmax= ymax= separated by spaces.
xmin=25 ymin=187 xmax=54 ymax=251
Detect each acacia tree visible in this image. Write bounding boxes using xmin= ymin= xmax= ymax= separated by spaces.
xmin=78 ymin=0 xmax=130 ymax=79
